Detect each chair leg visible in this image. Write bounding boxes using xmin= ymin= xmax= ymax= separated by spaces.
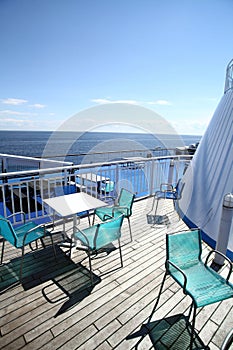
xmin=150 ymin=195 xmax=156 ymax=212
xmin=189 ymin=303 xmax=197 ymax=350
xmin=87 ymin=250 xmax=93 ymax=285
xmin=69 ymin=237 xmax=73 ymax=258
xmin=92 ymin=213 xmax=95 ymax=225
xmin=49 ymin=234 xmax=57 ymax=261
xmin=154 ymin=199 xmax=158 ymax=215
xmin=20 ymin=246 xmax=25 ymax=281
xmin=127 ymin=217 xmax=133 ymax=242
xmin=1 ymin=239 xmax=5 ymax=265
xmin=118 ymin=238 xmax=123 ymax=267
xmin=87 ymin=212 xmax=91 ymax=226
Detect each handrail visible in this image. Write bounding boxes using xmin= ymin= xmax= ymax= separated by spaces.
xmin=38 ymin=147 xmax=180 ymax=160
xmin=0 ymin=154 xmax=192 ymax=179
xmin=0 ymin=153 xmax=193 ymax=225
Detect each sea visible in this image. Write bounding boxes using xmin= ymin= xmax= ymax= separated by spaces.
xmin=0 ymin=130 xmax=201 ymax=165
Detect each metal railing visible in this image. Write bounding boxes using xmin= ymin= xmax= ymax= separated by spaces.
xmin=0 ymin=153 xmax=73 ymax=174
xmin=0 ymin=154 xmax=192 ymax=225
xmin=37 ymin=147 xmax=188 ymax=165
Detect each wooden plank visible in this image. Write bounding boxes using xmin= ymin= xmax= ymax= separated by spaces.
xmin=0 ymin=198 xmax=232 ymax=350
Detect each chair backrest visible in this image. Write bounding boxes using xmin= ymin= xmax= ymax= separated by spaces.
xmin=175 ymin=178 xmax=184 ymax=199
xmin=167 ymin=229 xmax=202 ymax=269
xmin=94 ymin=214 xmax=124 ymax=250
xmin=160 ymin=183 xmax=173 ymax=192
xmin=0 ymin=215 xmax=17 ymax=247
xmin=118 ymin=188 xmax=135 ymax=217
xmin=100 ymin=180 xmax=115 ymax=193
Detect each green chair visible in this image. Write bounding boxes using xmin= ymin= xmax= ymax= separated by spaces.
xmin=151 ymin=179 xmax=182 ymax=216
xmin=0 ymin=212 xmax=56 ymax=281
xmin=148 ymin=229 xmax=233 ymax=349
xmin=72 ymin=214 xmax=124 ymax=284
xmin=99 ymin=180 xmax=115 ymax=195
xmin=93 ymin=188 xmax=135 ymax=241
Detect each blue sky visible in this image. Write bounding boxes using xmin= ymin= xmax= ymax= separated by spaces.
xmin=0 ymin=0 xmax=232 ymax=135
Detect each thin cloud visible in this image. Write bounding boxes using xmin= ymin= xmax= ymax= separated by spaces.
xmin=92 ymin=98 xmax=140 ymax=105
xmin=0 ymin=110 xmax=37 ymax=117
xmin=1 ymin=98 xmax=28 ymax=105
xmin=30 ymin=103 xmax=46 ymax=109
xmin=0 ymin=110 xmax=25 ymax=116
xmin=92 ymin=98 xmax=172 ymax=106
xmin=0 ymin=118 xmax=28 ymax=123
xmin=148 ymin=100 xmax=172 ymax=106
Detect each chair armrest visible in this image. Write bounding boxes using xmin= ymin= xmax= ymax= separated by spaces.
xmin=166 ymin=260 xmax=188 ymax=293
xmin=154 ymin=190 xmax=164 ymax=197
xmin=160 ymin=183 xmax=174 ymax=192
xmin=205 ymin=250 xmax=232 ymax=281
xmin=7 ymin=211 xmax=26 ymax=223
xmin=104 ymin=196 xmax=116 ymax=200
xmin=26 ymin=223 xmax=46 ymax=233
xmin=103 ymin=196 xmax=116 ymax=205
xmin=113 ymin=206 xmax=129 ymax=216
xmin=22 ymin=223 xmax=48 ymax=244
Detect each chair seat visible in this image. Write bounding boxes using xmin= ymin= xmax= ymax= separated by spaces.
xmin=156 ymin=191 xmax=177 ymax=200
xmin=15 ymin=222 xmax=46 ymax=248
xmin=171 ymin=262 xmax=233 ymax=307
xmin=95 ymin=206 xmax=127 ymax=221
xmin=74 ymin=219 xmax=122 ymax=251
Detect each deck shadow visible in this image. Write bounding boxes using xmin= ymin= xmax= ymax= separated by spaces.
xmin=1 ymin=244 xmax=100 ymax=315
xmin=147 ymin=214 xmax=170 ymax=226
xmin=0 ymin=244 xmax=70 ymax=289
xmin=42 ymin=265 xmax=100 ymax=317
xmin=127 ymin=314 xmax=209 ymax=349
xmin=0 ymin=263 xmax=20 ymax=293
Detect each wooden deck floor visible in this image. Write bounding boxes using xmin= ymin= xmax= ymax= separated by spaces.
xmin=0 ymin=197 xmax=232 ymax=349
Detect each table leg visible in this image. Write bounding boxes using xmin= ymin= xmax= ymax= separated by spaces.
xmin=73 ymin=215 xmax=77 ymax=234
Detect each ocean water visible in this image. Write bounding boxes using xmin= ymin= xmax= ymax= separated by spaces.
xmin=0 ymin=130 xmax=201 ymax=164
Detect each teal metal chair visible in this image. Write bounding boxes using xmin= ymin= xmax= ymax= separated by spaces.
xmin=0 ymin=212 xmax=56 ymax=281
xmin=72 ymin=214 xmax=124 ymax=284
xmin=93 ymin=188 xmax=135 ymax=241
xmin=152 ymin=179 xmax=182 ymax=216
xmin=99 ymin=180 xmax=115 ymax=194
xmin=148 ymin=229 xmax=233 ymax=349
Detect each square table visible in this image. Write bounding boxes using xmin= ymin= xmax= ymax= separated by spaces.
xmin=44 ymin=192 xmax=107 ymax=235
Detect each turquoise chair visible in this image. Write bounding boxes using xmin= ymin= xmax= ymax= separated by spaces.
xmin=72 ymin=214 xmax=124 ymax=284
xmin=0 ymin=212 xmax=56 ymax=281
xmin=151 ymin=179 xmax=182 ymax=216
xmin=148 ymin=229 xmax=233 ymax=349
xmin=99 ymin=180 xmax=115 ymax=194
xmin=93 ymin=188 xmax=135 ymax=241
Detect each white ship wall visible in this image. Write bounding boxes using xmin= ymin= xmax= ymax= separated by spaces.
xmin=178 ymin=88 xmax=233 ymax=260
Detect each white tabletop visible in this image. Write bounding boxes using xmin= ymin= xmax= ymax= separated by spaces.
xmin=44 ymin=192 xmax=106 ymax=218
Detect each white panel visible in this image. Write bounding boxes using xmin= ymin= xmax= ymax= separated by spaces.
xmin=179 ymin=89 xmax=233 ymax=259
